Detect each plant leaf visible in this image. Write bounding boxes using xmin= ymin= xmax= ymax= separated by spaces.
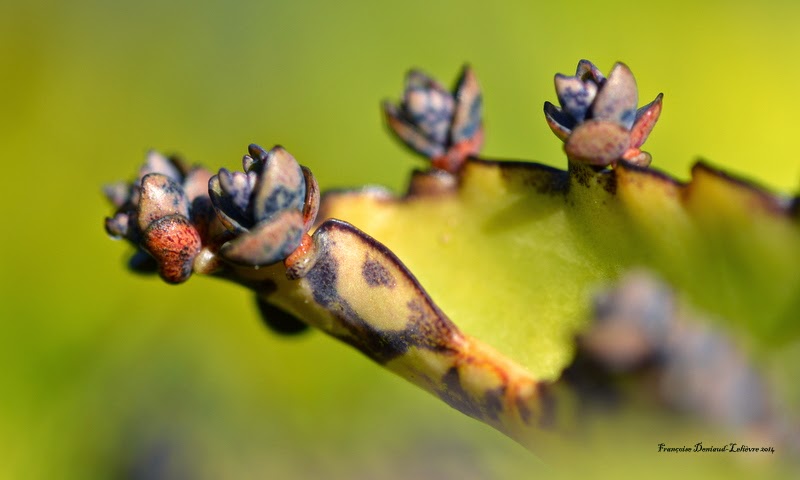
xmin=316 ymin=158 xmax=800 ymax=380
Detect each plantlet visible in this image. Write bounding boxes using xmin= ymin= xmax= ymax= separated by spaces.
xmin=544 ymin=60 xmax=662 ymax=167
xmin=104 ymin=60 xmax=800 ymax=464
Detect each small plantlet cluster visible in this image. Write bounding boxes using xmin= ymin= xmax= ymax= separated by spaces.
xmin=544 ymin=60 xmax=662 ymax=167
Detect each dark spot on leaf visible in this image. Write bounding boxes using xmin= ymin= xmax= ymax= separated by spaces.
xmin=571 ymin=163 xmax=591 ymax=188
xmin=362 ymin=256 xmax=396 ymax=288
xmin=305 ymin=248 xmax=339 ymax=307
xmin=404 ymin=298 xmax=456 ymax=352
xmin=599 ymin=170 xmax=616 ymax=194
xmin=516 ymin=395 xmax=532 ymax=426
xmin=304 ymin=244 xmax=408 ymax=363
xmin=260 ymin=185 xmax=303 ymax=221
xmin=440 ymin=367 xmax=485 ymax=421
xmin=483 ymin=386 xmax=505 ymax=421
xmin=568 ymin=161 xmax=600 ymax=189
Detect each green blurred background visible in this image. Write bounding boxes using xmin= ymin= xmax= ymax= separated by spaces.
xmin=1 ymin=0 xmax=798 ymax=478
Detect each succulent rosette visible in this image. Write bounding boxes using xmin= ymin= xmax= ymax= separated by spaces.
xmin=384 ymin=65 xmax=483 ymax=173
xmin=544 ymin=60 xmax=663 ymax=167
xmin=208 ymin=144 xmax=319 ymax=267
xmin=103 ymin=151 xmax=214 ymax=283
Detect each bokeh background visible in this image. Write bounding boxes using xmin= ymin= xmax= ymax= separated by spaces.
xmin=1 ymin=0 xmax=798 ymax=478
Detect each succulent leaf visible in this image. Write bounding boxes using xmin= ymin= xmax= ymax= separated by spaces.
xmin=565 ymin=120 xmax=631 ymax=165
xmin=576 ymin=59 xmax=605 ymax=83
xmin=554 ymin=74 xmax=597 ymax=123
xmin=590 ymin=62 xmax=638 ymax=129
xmin=300 ymin=165 xmax=320 ymax=231
xmin=141 ymin=214 xmax=202 ymax=284
xmin=629 ymin=93 xmax=663 ymax=149
xmin=104 ymin=212 xmax=130 ymax=239
xmin=219 ymin=209 xmax=305 ymax=266
xmin=252 ymin=147 xmax=307 ymax=224
xmin=247 ymin=143 xmax=270 ymax=163
xmin=318 ymin=158 xmax=800 ymax=380
xmin=137 ymin=150 xmax=183 ymax=183
xmin=384 ymin=101 xmax=447 ymax=158
xmin=218 ymin=168 xmax=254 ymax=225
xmin=137 ymin=173 xmax=190 ymax=231
xmin=403 ymin=70 xmax=455 ymax=145
xmin=451 ymin=66 xmax=483 ymax=144
xmin=543 ymin=101 xmax=573 ymax=140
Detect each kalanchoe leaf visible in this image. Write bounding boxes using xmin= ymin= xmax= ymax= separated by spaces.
xmin=629 ymin=93 xmax=664 ymax=150
xmin=137 ymin=150 xmax=183 ymax=183
xmin=216 ymin=168 xmax=255 ymax=229
xmin=217 ymin=168 xmax=252 ymax=206
xmin=451 ymin=65 xmax=483 ymax=145
xmin=322 ymin=155 xmax=800 ymax=383
xmin=590 ymin=63 xmax=638 ymax=129
xmin=565 ymin=120 xmax=631 ymax=166
xmin=248 ymin=143 xmax=270 ymax=163
xmin=141 ymin=214 xmax=202 ymax=284
xmin=252 ymin=146 xmax=306 ymax=224
xmin=543 ymin=101 xmax=574 ymax=140
xmin=242 ymin=153 xmax=257 ymax=173
xmin=137 ymin=173 xmax=191 ymax=231
xmin=554 ymin=74 xmax=597 ymax=123
xmin=300 ymin=165 xmax=320 ymax=232
xmin=403 ymin=70 xmax=455 ymax=145
xmin=219 ymin=209 xmax=305 ymax=266
xmin=208 ymin=163 xmax=262 ymax=235
xmin=209 ymin=175 xmax=248 ymax=234
xmin=384 ymin=102 xmax=447 ymax=158
xmin=182 ymin=168 xmax=213 ymax=203
xmin=621 ymin=150 xmax=652 ymax=167
xmin=105 ymin=212 xmax=130 ymax=239
xmin=183 ymin=168 xmax=216 ymax=234
xmin=576 ymin=59 xmax=605 ymax=83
